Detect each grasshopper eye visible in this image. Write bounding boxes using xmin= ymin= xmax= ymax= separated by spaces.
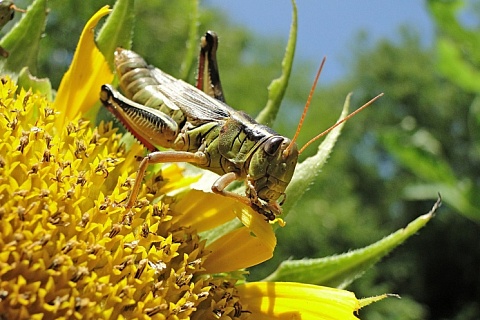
xmin=264 ymin=136 xmax=284 ymax=156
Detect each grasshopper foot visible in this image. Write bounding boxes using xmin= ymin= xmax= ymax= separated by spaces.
xmin=250 ymin=200 xmax=282 ymax=222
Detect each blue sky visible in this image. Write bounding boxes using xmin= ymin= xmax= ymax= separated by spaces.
xmin=203 ymin=1 xmax=434 ymax=83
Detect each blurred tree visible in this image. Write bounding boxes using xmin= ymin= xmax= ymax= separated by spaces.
xmin=253 ymin=10 xmax=480 ymax=319
xmin=271 ymin=3 xmax=480 ymax=317
xmin=374 ymin=0 xmax=480 ymax=225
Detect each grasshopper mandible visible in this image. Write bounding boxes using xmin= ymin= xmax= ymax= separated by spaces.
xmin=100 ymin=31 xmax=381 ymax=221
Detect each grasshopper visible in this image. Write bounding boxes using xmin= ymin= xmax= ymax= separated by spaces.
xmin=0 ymin=1 xmax=26 ymax=57
xmin=100 ymin=31 xmax=380 ymax=221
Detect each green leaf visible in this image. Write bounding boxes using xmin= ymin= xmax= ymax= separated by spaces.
xmin=359 ymin=294 xmax=394 ymax=309
xmin=255 ymin=0 xmax=297 ymax=126
xmin=91 ymin=0 xmax=135 ymax=123
xmin=0 ymin=0 xmax=47 ymax=75
xmin=96 ymin=0 xmax=135 ymax=71
xmin=404 ymin=183 xmax=480 ymax=222
xmin=382 ymin=130 xmax=480 ymax=222
xmin=437 ymin=38 xmax=480 ymax=93
xmin=381 ymin=130 xmax=458 ymax=184
xmin=178 ymin=0 xmax=199 ymax=81
xmin=428 ymin=0 xmax=480 ymax=93
xmin=469 ymin=95 xmax=480 ymax=141
xmin=263 ymin=197 xmax=440 ymax=288
xmin=282 ymin=93 xmax=350 ymax=217
xmin=428 ymin=0 xmax=464 ymax=34
xmin=17 ymin=67 xmax=52 ymax=101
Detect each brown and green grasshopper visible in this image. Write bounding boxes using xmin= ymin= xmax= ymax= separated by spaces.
xmin=100 ymin=31 xmax=380 ymax=220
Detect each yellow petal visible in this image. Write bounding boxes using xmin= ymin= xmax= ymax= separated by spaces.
xmin=172 ymin=190 xmax=239 ymax=232
xmin=53 ymin=6 xmax=113 ymax=126
xmin=172 ymin=190 xmax=277 ymax=273
xmin=202 ymin=206 xmax=276 ymax=273
xmin=203 ymin=225 xmax=276 ymax=273
xmin=236 ymin=282 xmax=360 ymax=320
xmin=173 ymin=190 xmax=276 ymax=238
xmin=232 ymin=202 xmax=277 ymax=249
xmin=155 ymin=164 xmax=201 ymax=194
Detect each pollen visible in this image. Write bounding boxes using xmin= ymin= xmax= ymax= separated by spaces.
xmin=0 ymin=78 xmax=248 ymax=319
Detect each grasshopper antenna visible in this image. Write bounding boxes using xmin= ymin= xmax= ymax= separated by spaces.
xmin=298 ymin=92 xmax=384 ymax=154
xmin=284 ymin=57 xmax=326 ymax=156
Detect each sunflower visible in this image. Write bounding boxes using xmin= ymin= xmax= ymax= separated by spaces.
xmin=0 ymin=2 xmax=439 ymax=319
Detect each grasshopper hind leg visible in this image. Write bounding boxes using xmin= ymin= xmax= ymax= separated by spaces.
xmin=100 ymin=84 xmax=180 ymax=151
xmin=197 ymin=31 xmax=226 ymax=103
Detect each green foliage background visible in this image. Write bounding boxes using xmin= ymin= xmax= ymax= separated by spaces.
xmin=6 ymin=0 xmax=480 ymax=319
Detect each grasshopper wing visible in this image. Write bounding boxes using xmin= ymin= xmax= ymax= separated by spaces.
xmin=152 ymin=68 xmax=235 ymax=122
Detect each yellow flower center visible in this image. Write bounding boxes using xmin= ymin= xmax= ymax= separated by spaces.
xmin=0 ymin=77 xmax=249 ymax=319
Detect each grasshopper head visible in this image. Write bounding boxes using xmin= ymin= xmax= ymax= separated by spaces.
xmin=248 ymin=136 xmax=298 ymax=208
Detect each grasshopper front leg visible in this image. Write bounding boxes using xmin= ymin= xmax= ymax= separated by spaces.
xmin=211 ymin=172 xmax=250 ymax=206
xmin=211 ymin=172 xmax=280 ymax=221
